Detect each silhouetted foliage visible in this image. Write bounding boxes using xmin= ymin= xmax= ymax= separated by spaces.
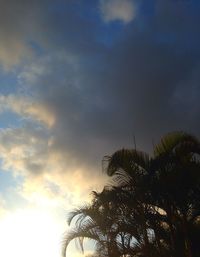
xmin=62 ymin=131 xmax=200 ymax=257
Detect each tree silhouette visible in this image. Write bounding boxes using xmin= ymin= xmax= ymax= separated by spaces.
xmin=62 ymin=131 xmax=200 ymax=257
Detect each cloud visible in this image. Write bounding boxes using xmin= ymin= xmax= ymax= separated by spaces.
xmin=0 ymin=39 xmax=32 ymax=70
xmin=0 ymin=94 xmax=55 ymax=127
xmin=0 ymin=0 xmax=200 ymax=211
xmin=0 ymin=4 xmax=199 ymax=257
xmin=0 ymin=0 xmax=41 ymax=68
xmin=0 ymin=125 xmax=49 ymax=175
xmin=0 ymin=0 xmax=102 ymax=69
xmin=100 ymin=0 xmax=136 ymax=23
xmin=0 ymin=118 xmax=107 ymax=208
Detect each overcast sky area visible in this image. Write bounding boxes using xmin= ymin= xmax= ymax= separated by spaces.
xmin=0 ymin=0 xmax=200 ymax=257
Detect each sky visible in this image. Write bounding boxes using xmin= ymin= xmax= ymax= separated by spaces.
xmin=0 ymin=0 xmax=200 ymax=257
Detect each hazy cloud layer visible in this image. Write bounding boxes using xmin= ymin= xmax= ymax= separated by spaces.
xmin=0 ymin=0 xmax=200 ymax=206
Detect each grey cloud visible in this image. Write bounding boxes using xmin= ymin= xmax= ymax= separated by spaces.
xmin=0 ymin=0 xmax=105 ymax=68
xmin=1 ymin=0 xmax=200 ymax=194
xmin=0 ymin=0 xmax=42 ymax=67
xmin=60 ymin=6 xmax=198 ymax=152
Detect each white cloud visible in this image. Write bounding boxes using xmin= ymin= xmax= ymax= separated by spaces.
xmin=0 ymin=123 xmax=106 ymax=209
xmin=100 ymin=0 xmax=136 ymax=23
xmin=0 ymin=94 xmax=55 ymax=127
xmin=0 ymin=50 xmax=108 ymax=211
xmin=0 ymin=125 xmax=49 ymax=175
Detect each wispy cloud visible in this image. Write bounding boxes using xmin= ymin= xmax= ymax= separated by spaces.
xmin=0 ymin=94 xmax=55 ymax=127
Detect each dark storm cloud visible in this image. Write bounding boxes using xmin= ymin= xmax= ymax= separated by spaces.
xmin=46 ymin=1 xmax=200 ymax=156
xmin=3 ymin=0 xmax=200 ymax=174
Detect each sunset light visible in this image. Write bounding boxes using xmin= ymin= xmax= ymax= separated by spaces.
xmin=0 ymin=209 xmax=61 ymax=257
xmin=0 ymin=0 xmax=200 ymax=257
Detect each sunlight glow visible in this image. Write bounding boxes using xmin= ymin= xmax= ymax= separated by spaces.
xmin=0 ymin=208 xmax=62 ymax=257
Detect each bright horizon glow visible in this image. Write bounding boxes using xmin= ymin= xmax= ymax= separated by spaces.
xmin=0 ymin=208 xmax=63 ymax=257
xmin=0 ymin=0 xmax=198 ymax=257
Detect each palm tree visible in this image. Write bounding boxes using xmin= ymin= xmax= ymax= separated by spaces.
xmin=63 ymin=131 xmax=200 ymax=257
xmin=92 ymin=186 xmax=167 ymax=257
xmin=152 ymin=131 xmax=200 ymax=257
xmin=103 ymin=148 xmax=166 ymax=257
xmin=103 ymin=131 xmax=200 ymax=257
xmin=62 ymin=200 xmax=124 ymax=257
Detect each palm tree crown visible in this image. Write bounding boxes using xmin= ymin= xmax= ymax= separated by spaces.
xmin=62 ymin=131 xmax=200 ymax=257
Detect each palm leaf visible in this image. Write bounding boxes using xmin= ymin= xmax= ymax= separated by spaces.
xmin=104 ymin=149 xmax=150 ymax=177
xmin=154 ymin=131 xmax=200 ymax=157
xmin=62 ymin=226 xmax=103 ymax=257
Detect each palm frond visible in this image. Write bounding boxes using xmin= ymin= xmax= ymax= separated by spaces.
xmin=104 ymin=149 xmax=150 ymax=177
xmin=67 ymin=205 xmax=99 ymax=227
xmin=154 ymin=131 xmax=200 ymax=157
xmin=67 ymin=205 xmax=89 ymax=225
xmin=62 ymin=227 xmax=102 ymax=257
